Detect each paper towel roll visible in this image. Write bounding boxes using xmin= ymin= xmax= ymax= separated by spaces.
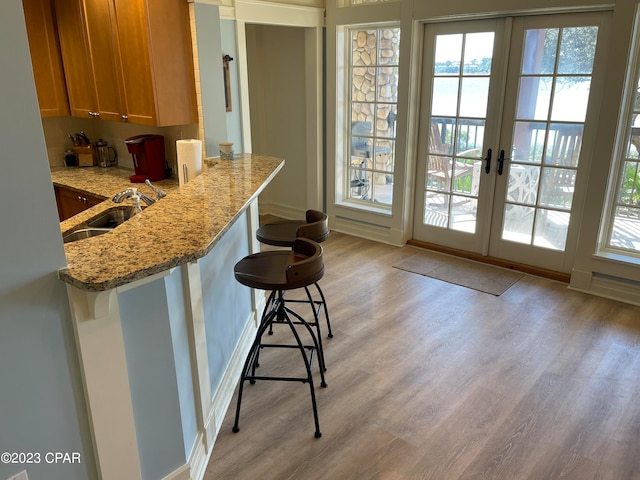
xmin=176 ymin=139 xmax=203 ymax=185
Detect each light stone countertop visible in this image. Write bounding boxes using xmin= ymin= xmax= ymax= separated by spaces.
xmin=51 ymin=154 xmax=284 ymax=292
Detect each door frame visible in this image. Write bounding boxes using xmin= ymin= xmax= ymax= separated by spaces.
xmin=412 ymin=18 xmax=509 ymax=255
xmin=411 ymin=11 xmax=611 ymax=274
xmin=232 ymin=0 xmax=325 ymax=215
xmin=487 ymin=11 xmax=611 ymax=273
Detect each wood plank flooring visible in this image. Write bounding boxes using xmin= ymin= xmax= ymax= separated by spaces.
xmin=204 ymin=230 xmax=640 ymax=480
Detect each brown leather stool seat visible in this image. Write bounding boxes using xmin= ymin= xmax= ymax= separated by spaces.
xmin=256 ymin=210 xmax=333 ymax=339
xmin=256 ymin=210 xmax=330 ymax=246
xmin=232 ymin=238 xmax=326 ymax=438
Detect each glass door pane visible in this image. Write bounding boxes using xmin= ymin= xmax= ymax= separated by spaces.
xmin=414 ymin=13 xmax=607 ymax=273
xmin=501 ymin=26 xmax=597 ymax=251
xmin=413 ymin=19 xmax=505 ymax=254
xmin=425 ymin=31 xmax=495 ymax=233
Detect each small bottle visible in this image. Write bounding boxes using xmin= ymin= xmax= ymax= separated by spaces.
xmin=130 ymin=188 xmax=143 ymax=216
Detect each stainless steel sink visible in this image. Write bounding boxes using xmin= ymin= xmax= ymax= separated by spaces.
xmin=87 ymin=206 xmax=136 ymax=229
xmin=63 ymin=228 xmax=112 ymax=243
xmin=63 ymin=206 xmax=144 ymax=243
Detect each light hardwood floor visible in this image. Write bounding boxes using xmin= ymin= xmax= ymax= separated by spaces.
xmin=204 ymin=230 xmax=640 ymax=480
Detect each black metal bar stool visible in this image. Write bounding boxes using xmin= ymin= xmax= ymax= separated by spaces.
xmin=232 ymin=238 xmax=326 ymax=438
xmin=256 ymin=210 xmax=333 ymax=340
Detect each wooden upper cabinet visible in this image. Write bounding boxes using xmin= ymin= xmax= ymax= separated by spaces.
xmin=22 ymin=0 xmax=69 ymax=117
xmin=112 ymin=0 xmax=197 ymax=126
xmin=53 ymin=0 xmax=197 ymax=126
xmin=81 ymin=0 xmax=123 ymax=122
xmin=52 ymin=0 xmax=98 ymax=118
xmin=111 ymin=0 xmax=155 ymax=124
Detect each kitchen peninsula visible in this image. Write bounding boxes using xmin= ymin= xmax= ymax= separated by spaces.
xmin=53 ymin=154 xmax=284 ymax=480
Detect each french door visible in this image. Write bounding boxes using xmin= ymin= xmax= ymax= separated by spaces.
xmin=413 ymin=13 xmax=608 ymax=273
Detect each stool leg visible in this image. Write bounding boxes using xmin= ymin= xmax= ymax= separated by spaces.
xmin=254 ymin=290 xmax=278 ymax=370
xmin=232 ymin=304 xmax=277 ymax=433
xmin=284 ymin=304 xmax=327 ymax=388
xmin=281 ymin=307 xmax=322 ymax=438
xmin=264 ymin=290 xmax=327 ymax=384
xmin=263 ymin=290 xmax=277 ymax=336
xmin=314 ymin=282 xmax=333 ymax=338
xmin=302 ymin=286 xmax=327 ymax=373
xmin=268 ymin=288 xmax=287 ymax=336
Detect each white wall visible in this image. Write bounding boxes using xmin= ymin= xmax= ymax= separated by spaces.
xmin=0 ymin=1 xmax=95 ymax=479
xmin=194 ymin=3 xmax=229 ymax=157
xmin=118 ymin=273 xmax=197 ymax=480
xmin=247 ymin=24 xmax=309 ymax=219
xmin=221 ymin=19 xmax=245 ymax=152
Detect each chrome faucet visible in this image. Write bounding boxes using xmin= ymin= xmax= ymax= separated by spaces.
xmin=112 ymin=189 xmax=134 ymax=204
xmin=112 ymin=188 xmax=156 ymax=206
xmin=145 ymin=179 xmax=167 ymax=200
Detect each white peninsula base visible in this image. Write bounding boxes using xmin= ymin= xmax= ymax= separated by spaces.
xmin=66 ymin=203 xmax=264 ymax=480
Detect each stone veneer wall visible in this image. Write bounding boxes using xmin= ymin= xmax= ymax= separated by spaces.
xmin=351 ymin=28 xmax=399 ymax=142
xmin=351 ymin=28 xmax=399 ymax=187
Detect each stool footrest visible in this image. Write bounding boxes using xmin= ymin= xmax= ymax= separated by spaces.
xmin=259 ymin=343 xmax=317 ymax=351
xmin=245 ymin=375 xmax=312 ymax=383
xmin=281 ymin=299 xmax=325 ymax=321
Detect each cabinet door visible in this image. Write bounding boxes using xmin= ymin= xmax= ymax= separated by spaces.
xmin=53 ymin=0 xmax=196 ymax=126
xmin=111 ymin=0 xmax=156 ymax=125
xmin=55 ymin=186 xmax=102 ymax=221
xmin=113 ymin=0 xmax=197 ymax=126
xmin=54 ymin=0 xmax=97 ymax=117
xmin=81 ymin=0 xmax=123 ymax=122
xmin=54 ymin=0 xmax=123 ymax=121
xmin=22 ymin=0 xmax=69 ymax=117
xmin=53 ymin=0 xmax=98 ymax=119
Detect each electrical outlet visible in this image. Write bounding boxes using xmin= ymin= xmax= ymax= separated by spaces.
xmin=6 ymin=471 xmax=28 ymax=480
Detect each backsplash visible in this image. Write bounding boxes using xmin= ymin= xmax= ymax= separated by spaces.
xmin=42 ymin=116 xmax=199 ymax=177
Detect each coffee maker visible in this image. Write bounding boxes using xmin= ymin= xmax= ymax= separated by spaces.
xmin=125 ymin=134 xmax=166 ymax=183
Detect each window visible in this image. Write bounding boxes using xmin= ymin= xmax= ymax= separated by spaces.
xmin=344 ymin=26 xmax=400 ymax=207
xmin=603 ymin=21 xmax=640 ymax=256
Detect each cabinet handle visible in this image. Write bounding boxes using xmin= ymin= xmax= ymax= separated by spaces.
xmin=121 ymin=114 xmax=128 ymax=121
xmin=484 ymin=148 xmax=492 ymax=174
xmin=498 ymin=149 xmax=506 ymax=176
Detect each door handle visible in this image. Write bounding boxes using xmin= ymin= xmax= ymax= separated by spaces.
xmin=498 ymin=149 xmax=506 ymax=176
xmin=484 ymin=148 xmax=492 ymax=174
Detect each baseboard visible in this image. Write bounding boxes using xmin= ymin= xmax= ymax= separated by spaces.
xmin=187 ymin=433 xmax=208 ymax=480
xmin=162 ymin=462 xmax=191 ymax=480
xmin=331 ymin=215 xmax=402 ymax=246
xmin=161 ymin=427 xmax=207 ymax=480
xmin=258 ymin=201 xmax=305 ymax=221
xmin=568 ymin=274 xmax=640 ymax=307
xmin=165 ymin=297 xmax=265 ymax=480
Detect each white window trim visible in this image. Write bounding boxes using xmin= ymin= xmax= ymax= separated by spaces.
xmin=335 ymin=23 xmax=400 ymax=214
xmin=597 ymin=6 xmax=640 ymax=263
